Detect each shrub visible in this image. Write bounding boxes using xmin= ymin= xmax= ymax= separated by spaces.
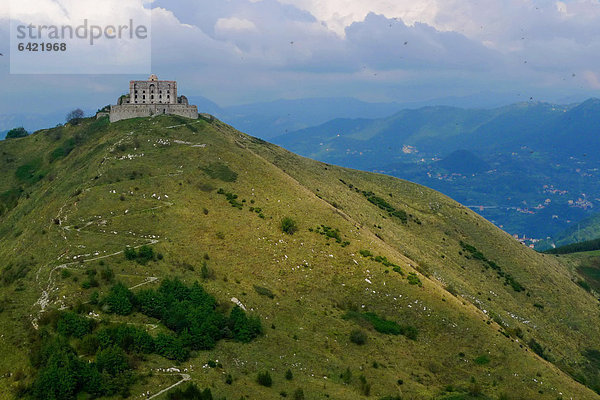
xmin=407 ymin=272 xmax=422 ymax=287
xmin=137 ymin=245 xmax=155 ymax=264
xmin=281 ymin=217 xmax=298 ymax=234
xmin=6 ymin=127 xmax=28 ymax=139
xmin=340 ymin=367 xmax=352 ymax=384
xmin=293 ymin=389 xmax=305 ymax=400
xmin=66 ymin=108 xmax=84 ymax=124
xmin=96 ymin=324 xmax=155 ymax=354
xmin=124 ymin=246 xmax=155 ymax=264
xmin=528 ymin=338 xmax=549 ymax=361
xmin=474 ymin=354 xmax=491 ymax=365
xmin=229 ymin=306 xmax=262 ymax=343
xmin=577 ymin=279 xmax=591 ymax=292
xmin=202 ymin=163 xmax=238 ymax=182
xmin=96 ymin=346 xmax=129 ymax=375
xmin=350 ymin=329 xmax=367 ymax=345
xmin=254 ymin=285 xmax=275 ymax=299
xmin=359 ymin=375 xmax=371 ymax=396
xmin=89 ymin=291 xmax=99 ymax=305
xmin=103 ymin=283 xmax=134 ymax=315
xmin=15 ymin=159 xmax=44 ymax=184
xmin=155 ymin=333 xmax=189 ymax=361
xmin=200 ymin=262 xmax=215 ymax=280
xmin=315 ymin=225 xmax=343 ymax=243
xmin=167 ymin=384 xmax=213 ymax=400
xmin=100 ymin=266 xmax=115 ymax=283
xmin=56 ymin=311 xmax=93 ymax=338
xmin=285 ymin=369 xmax=293 ymax=380
xmin=79 ymin=334 xmax=100 ymax=356
xmin=359 ymin=250 xmax=373 ymax=257
xmin=257 ymin=370 xmax=272 ymax=387
xmin=32 ymin=337 xmax=83 ymax=400
xmin=124 ymin=247 xmax=136 ymax=260
xmin=344 ymin=311 xmax=418 ymax=340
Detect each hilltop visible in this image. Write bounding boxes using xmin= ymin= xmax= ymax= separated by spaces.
xmin=0 ymin=115 xmax=599 ymax=399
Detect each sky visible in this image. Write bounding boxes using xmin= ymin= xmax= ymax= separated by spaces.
xmin=0 ymin=0 xmax=599 ymax=122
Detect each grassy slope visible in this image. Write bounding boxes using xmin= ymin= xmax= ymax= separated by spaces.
xmin=0 ymin=116 xmax=598 ymax=399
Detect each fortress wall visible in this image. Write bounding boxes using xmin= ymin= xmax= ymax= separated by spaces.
xmin=110 ymin=104 xmax=198 ymax=123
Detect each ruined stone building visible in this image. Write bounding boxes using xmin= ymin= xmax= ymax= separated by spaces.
xmin=109 ymin=75 xmax=198 ymax=122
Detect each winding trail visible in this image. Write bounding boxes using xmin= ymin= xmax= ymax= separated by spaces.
xmin=146 ymin=373 xmax=191 ymax=399
xmin=32 ymin=129 xmax=176 ymax=321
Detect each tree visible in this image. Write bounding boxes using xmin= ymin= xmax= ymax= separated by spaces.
xmin=229 ymin=306 xmax=262 ymax=343
xmin=56 ymin=311 xmax=93 ymax=338
xmin=103 ymin=282 xmax=134 ymax=315
xmin=257 ymin=371 xmax=272 ymax=387
xmin=66 ymin=109 xmax=85 ymax=125
xmin=281 ymin=217 xmax=298 ymax=234
xmin=96 ymin=346 xmax=129 ymax=375
xmin=6 ymin=127 xmax=28 ymax=139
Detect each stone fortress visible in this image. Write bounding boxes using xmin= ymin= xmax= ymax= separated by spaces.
xmin=109 ymin=75 xmax=199 ymax=123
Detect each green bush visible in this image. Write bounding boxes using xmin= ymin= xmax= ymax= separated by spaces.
xmin=281 ymin=217 xmax=298 ymax=234
xmin=0 ymin=188 xmax=22 ymax=217
xmin=217 ymin=188 xmax=243 ymax=209
xmin=293 ymin=388 xmax=305 ymax=400
xmin=229 ymin=306 xmax=263 ymax=343
xmin=96 ymin=346 xmax=129 ymax=375
xmin=32 ymin=337 xmax=83 ymax=400
xmin=474 ymin=354 xmax=491 ymax=365
xmin=15 ymin=159 xmax=45 ymax=184
xmin=167 ymin=384 xmax=213 ymax=400
xmin=202 ymin=163 xmax=238 ymax=182
xmin=254 ymin=285 xmax=275 ymax=299
xmin=56 ymin=311 xmax=93 ymax=338
xmin=528 ymin=338 xmax=549 ymax=361
xmin=103 ymin=282 xmax=135 ymax=315
xmin=285 ymin=369 xmax=294 ymax=380
xmin=100 ymin=266 xmax=115 ymax=283
xmin=407 ymin=272 xmax=422 ymax=287
xmin=359 ymin=249 xmax=373 ymax=257
xmin=344 ymin=311 xmax=418 ymax=340
xmin=340 ymin=367 xmax=352 ymax=384
xmin=124 ymin=247 xmax=137 ymax=260
xmin=137 ymin=245 xmax=155 ymax=264
xmin=79 ymin=334 xmax=100 ymax=356
xmin=577 ymin=279 xmax=592 ymax=292
xmin=6 ymin=127 xmax=28 ymax=139
xmin=350 ymin=329 xmax=367 ymax=345
xmin=315 ymin=225 xmax=343 ymax=243
xmin=96 ymin=324 xmax=155 ymax=354
xmin=359 ymin=374 xmax=371 ymax=396
xmin=124 ymin=245 xmax=155 ymax=264
xmin=257 ymin=370 xmax=273 ymax=387
xmin=155 ymin=333 xmax=189 ymax=361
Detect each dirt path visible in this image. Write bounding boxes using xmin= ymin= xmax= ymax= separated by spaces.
xmin=32 ymin=129 xmax=175 ymax=321
xmin=146 ymin=373 xmax=191 ymax=399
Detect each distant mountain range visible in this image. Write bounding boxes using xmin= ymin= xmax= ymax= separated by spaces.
xmin=274 ymin=99 xmax=600 ymax=246
xmin=0 ymin=131 xmax=6 ymax=140
xmin=188 ymin=91 xmax=562 ymax=139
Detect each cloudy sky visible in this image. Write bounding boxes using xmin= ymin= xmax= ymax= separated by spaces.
xmin=0 ymin=0 xmax=599 ymax=118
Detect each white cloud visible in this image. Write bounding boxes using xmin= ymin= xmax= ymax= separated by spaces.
xmin=215 ymin=17 xmax=257 ymax=32
xmin=0 ymin=0 xmax=599 ymax=114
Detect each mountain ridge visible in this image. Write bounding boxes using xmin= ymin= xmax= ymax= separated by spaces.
xmin=0 ymin=115 xmax=599 ymax=399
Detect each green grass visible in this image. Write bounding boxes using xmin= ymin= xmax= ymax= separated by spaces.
xmin=0 ymin=115 xmax=598 ymax=399
xmin=202 ymin=162 xmax=238 ymax=182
